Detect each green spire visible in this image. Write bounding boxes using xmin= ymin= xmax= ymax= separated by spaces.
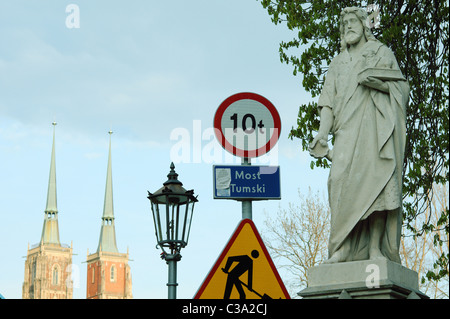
xmin=41 ymin=122 xmax=61 ymax=246
xmin=45 ymin=122 xmax=58 ymax=213
xmin=102 ymin=131 xmax=114 ymax=219
xmin=97 ymin=131 xmax=119 ymax=253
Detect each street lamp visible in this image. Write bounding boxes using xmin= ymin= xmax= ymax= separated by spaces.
xmin=147 ymin=162 xmax=198 ymax=299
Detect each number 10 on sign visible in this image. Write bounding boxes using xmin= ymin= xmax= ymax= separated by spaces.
xmin=229 ymin=113 xmax=265 ymax=133
xmin=214 ymin=92 xmax=281 ymax=158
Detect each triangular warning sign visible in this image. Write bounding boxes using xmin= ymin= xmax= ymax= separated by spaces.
xmin=194 ymin=219 xmax=290 ymax=299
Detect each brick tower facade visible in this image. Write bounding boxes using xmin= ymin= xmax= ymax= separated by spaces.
xmin=22 ymin=123 xmax=73 ymax=299
xmin=86 ymin=249 xmax=132 ymax=299
xmin=86 ymin=132 xmax=132 ymax=299
xmin=22 ymin=242 xmax=73 ymax=299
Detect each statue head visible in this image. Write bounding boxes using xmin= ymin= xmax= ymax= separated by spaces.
xmin=339 ymin=7 xmax=376 ymax=52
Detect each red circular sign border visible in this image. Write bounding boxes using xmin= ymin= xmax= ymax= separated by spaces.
xmin=213 ymin=92 xmax=281 ymax=158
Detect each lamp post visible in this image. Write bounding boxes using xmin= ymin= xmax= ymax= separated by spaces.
xmin=147 ymin=163 xmax=198 ymax=299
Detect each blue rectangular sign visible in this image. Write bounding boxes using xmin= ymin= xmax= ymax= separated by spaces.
xmin=213 ymin=165 xmax=281 ymax=200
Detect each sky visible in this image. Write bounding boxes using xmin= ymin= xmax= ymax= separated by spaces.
xmin=0 ymin=0 xmax=330 ymax=299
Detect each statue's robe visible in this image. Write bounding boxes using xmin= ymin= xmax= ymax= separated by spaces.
xmin=318 ymin=40 xmax=409 ymax=262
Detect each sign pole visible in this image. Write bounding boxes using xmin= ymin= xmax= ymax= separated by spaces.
xmin=241 ymin=157 xmax=252 ymax=220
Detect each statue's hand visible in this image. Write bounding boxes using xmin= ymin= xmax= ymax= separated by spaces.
xmin=310 ymin=133 xmax=328 ymax=150
xmin=359 ymin=76 xmax=389 ymax=93
xmin=309 ymin=133 xmax=329 ymax=159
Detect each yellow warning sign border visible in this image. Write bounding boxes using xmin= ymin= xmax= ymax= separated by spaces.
xmin=194 ymin=218 xmax=290 ymax=299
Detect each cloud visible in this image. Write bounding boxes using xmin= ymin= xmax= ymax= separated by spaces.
xmin=0 ymin=19 xmax=203 ymax=146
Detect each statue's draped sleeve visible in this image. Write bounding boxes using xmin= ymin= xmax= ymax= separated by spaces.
xmin=318 ymin=59 xmax=338 ymax=114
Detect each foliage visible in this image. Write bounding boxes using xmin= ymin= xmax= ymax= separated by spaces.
xmin=401 ymin=182 xmax=449 ymax=298
xmin=259 ymin=0 xmax=449 ymax=282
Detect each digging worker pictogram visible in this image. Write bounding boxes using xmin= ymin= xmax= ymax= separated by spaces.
xmin=221 ymin=249 xmax=260 ymax=299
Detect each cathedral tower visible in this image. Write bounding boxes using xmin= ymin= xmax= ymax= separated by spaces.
xmin=86 ymin=131 xmax=132 ymax=299
xmin=22 ymin=123 xmax=73 ymax=299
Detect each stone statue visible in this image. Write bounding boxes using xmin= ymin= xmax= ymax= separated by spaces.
xmin=309 ymin=7 xmax=409 ymax=264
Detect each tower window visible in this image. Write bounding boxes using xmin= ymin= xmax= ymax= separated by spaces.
xmin=110 ymin=265 xmax=116 ymax=282
xmin=52 ymin=265 xmax=60 ymax=285
xmin=31 ymin=261 xmax=36 ymax=280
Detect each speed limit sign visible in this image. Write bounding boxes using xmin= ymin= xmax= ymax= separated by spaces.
xmin=214 ymin=92 xmax=281 ymax=158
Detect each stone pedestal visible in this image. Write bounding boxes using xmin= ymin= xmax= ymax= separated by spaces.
xmin=298 ymin=259 xmax=428 ymax=299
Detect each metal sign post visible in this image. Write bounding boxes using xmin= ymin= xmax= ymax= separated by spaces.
xmin=198 ymin=92 xmax=289 ymax=300
xmin=241 ymin=157 xmax=252 ymax=220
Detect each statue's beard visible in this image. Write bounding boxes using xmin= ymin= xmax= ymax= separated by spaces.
xmin=345 ymin=31 xmax=362 ymax=45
